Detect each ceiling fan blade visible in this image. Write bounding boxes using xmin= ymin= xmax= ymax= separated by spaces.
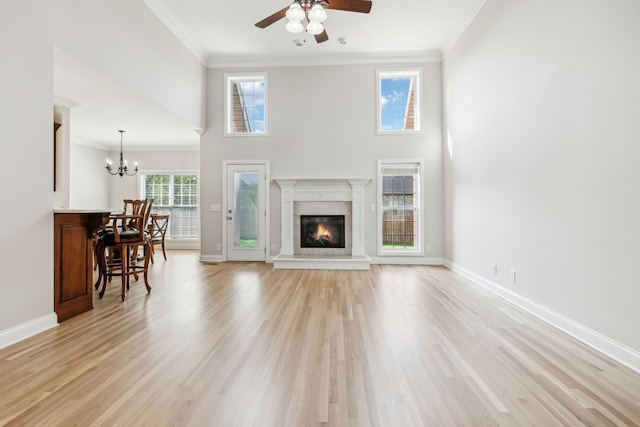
xmin=325 ymin=0 xmax=372 ymax=14
xmin=314 ymin=30 xmax=329 ymax=43
xmin=255 ymin=7 xmax=289 ymax=28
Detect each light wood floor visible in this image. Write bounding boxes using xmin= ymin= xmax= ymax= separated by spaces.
xmin=1 ymin=251 xmax=639 ymax=426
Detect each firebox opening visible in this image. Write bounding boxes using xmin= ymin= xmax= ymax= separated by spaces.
xmin=300 ymin=215 xmax=345 ymax=248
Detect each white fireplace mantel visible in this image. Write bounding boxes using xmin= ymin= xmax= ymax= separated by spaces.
xmin=273 ymin=178 xmax=372 ymax=269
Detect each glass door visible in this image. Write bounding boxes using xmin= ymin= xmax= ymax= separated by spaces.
xmin=226 ymin=164 xmax=266 ymax=261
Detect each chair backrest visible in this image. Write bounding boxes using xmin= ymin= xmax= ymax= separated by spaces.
xmin=142 ymin=198 xmax=154 ymax=229
xmin=122 ymin=198 xmax=154 ymax=231
xmin=123 ymin=199 xmax=146 ymax=217
xmin=149 ymin=214 xmax=169 ymax=240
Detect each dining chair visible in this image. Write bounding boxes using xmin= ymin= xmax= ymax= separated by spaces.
xmin=148 ymin=214 xmax=170 ymax=263
xmin=94 ymin=198 xmax=154 ymax=300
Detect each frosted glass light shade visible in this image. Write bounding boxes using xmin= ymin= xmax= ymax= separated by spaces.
xmin=286 ymin=19 xmax=304 ymax=33
xmin=308 ymin=4 xmax=327 ymax=22
xmin=306 ymin=20 xmax=324 ymax=35
xmin=285 ymin=3 xmax=305 ymax=22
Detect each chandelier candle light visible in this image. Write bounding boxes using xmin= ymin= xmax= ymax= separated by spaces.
xmin=105 ymin=130 xmax=138 ymax=177
xmin=285 ymin=0 xmax=328 ymax=35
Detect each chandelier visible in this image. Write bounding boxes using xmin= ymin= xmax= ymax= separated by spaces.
xmin=285 ymin=0 xmax=328 ymax=36
xmin=105 ymin=130 xmax=138 ymax=177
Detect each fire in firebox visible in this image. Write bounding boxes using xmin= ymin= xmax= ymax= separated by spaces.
xmin=300 ymin=215 xmax=345 ymax=248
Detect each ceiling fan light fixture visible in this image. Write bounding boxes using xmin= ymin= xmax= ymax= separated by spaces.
xmin=306 ymin=20 xmax=324 ymax=35
xmin=308 ymin=4 xmax=327 ymax=22
xmin=286 ymin=19 xmax=304 ymax=33
xmin=285 ymin=3 xmax=305 ymax=22
xmin=255 ymin=0 xmax=372 ymax=44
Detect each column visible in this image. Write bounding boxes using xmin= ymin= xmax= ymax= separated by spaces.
xmin=348 ymin=179 xmax=370 ymax=257
xmin=275 ymin=180 xmax=297 ymax=256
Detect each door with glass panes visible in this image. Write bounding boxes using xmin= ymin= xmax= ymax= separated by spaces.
xmin=225 ymin=163 xmax=266 ymax=261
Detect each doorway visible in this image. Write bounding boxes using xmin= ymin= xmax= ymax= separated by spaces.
xmin=224 ymin=161 xmax=269 ymax=261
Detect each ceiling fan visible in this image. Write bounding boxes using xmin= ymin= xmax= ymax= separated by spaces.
xmin=255 ymin=0 xmax=373 ymax=44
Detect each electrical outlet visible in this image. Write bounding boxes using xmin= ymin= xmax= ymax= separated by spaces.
xmin=271 ymin=244 xmax=276 ymax=251
xmin=216 ymin=243 xmax=221 ymax=251
xmin=509 ymin=270 xmax=516 ymax=283
xmin=426 ymin=245 xmax=432 ymax=253
xmin=491 ymin=264 xmax=498 ymax=275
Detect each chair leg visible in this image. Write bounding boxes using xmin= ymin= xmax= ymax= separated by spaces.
xmin=161 ymin=240 xmax=167 ymax=260
xmin=143 ymin=243 xmax=152 ymax=293
xmin=94 ymin=240 xmax=105 ymax=290
xmin=93 ymin=240 xmax=98 ymax=271
xmin=121 ymin=245 xmax=129 ymax=301
xmin=95 ymin=241 xmax=112 ymax=299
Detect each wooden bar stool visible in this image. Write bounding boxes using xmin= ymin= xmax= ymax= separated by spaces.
xmin=148 ymin=214 xmax=169 ymax=263
xmin=94 ymin=199 xmax=153 ymax=301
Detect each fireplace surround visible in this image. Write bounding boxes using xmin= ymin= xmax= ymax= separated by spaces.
xmin=273 ymin=178 xmax=372 ymax=269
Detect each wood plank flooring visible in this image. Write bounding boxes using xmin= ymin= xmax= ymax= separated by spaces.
xmin=0 ymin=250 xmax=639 ymax=426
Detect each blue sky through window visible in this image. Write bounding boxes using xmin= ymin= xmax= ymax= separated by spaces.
xmin=238 ymin=80 xmax=265 ymax=133
xmin=380 ymin=77 xmax=411 ymax=131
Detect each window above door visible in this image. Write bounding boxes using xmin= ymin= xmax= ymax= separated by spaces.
xmin=224 ymin=73 xmax=268 ymax=137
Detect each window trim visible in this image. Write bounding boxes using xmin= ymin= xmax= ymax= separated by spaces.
xmin=376 ymin=159 xmax=424 ymax=256
xmin=139 ymin=169 xmax=200 ymax=242
xmin=376 ymin=68 xmax=423 ymax=135
xmin=224 ymin=72 xmax=268 ymax=137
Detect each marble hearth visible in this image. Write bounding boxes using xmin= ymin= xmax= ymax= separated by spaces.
xmin=273 ymin=178 xmax=372 ymax=270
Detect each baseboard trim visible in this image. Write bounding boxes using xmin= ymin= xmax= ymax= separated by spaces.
xmin=165 ymin=241 xmax=200 ymax=250
xmin=370 ymin=256 xmax=444 ymax=265
xmin=272 ymin=255 xmax=371 ymax=270
xmin=199 ymin=255 xmax=223 ymax=264
xmin=444 ymin=259 xmax=640 ymax=374
xmin=0 ymin=314 xmax=58 ymax=350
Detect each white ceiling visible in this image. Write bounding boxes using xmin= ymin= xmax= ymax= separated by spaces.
xmin=145 ymin=0 xmax=485 ymax=66
xmin=56 ymin=0 xmax=485 ymax=150
xmin=54 ymin=49 xmax=201 ymax=150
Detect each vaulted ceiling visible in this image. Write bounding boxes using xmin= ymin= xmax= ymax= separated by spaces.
xmin=143 ymin=0 xmax=486 ymax=66
xmin=56 ymin=0 xmax=485 ymax=149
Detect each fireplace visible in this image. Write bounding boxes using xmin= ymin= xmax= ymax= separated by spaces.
xmin=300 ymin=215 xmax=345 ymax=248
xmin=274 ymin=178 xmax=372 ymax=270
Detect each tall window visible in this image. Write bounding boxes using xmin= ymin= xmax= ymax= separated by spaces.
xmin=224 ymin=73 xmax=267 ymax=136
xmin=377 ymin=160 xmax=423 ymax=255
xmin=377 ymin=69 xmax=422 ymax=134
xmin=142 ymin=173 xmax=199 ymax=240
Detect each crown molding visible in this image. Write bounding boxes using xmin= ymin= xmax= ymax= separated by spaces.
xmin=109 ymin=144 xmax=200 ymax=152
xmin=441 ymin=0 xmax=487 ymax=60
xmin=53 ymin=95 xmax=79 ymax=109
xmin=72 ymin=138 xmax=199 ymax=152
xmin=142 ymin=0 xmax=208 ymax=66
xmin=206 ymin=50 xmax=442 ymax=68
xmin=143 ymin=0 xmax=486 ymax=68
xmin=70 ymin=137 xmax=110 ymax=151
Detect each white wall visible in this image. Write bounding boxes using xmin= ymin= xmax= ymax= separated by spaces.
xmin=200 ymin=63 xmax=443 ymax=262
xmin=0 ymin=0 xmax=205 ymax=348
xmin=443 ymin=0 xmax=640 ymax=360
xmin=107 ymin=149 xmax=200 ymax=209
xmin=52 ymin=0 xmax=206 ymax=129
xmin=69 ymin=143 xmax=110 ymax=209
xmin=0 ymin=1 xmax=57 ymax=339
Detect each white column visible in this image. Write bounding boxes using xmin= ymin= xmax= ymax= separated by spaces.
xmin=348 ymin=179 xmax=370 ymax=257
xmin=275 ymin=180 xmax=296 ymax=256
xmin=53 ymin=100 xmax=75 ymax=209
